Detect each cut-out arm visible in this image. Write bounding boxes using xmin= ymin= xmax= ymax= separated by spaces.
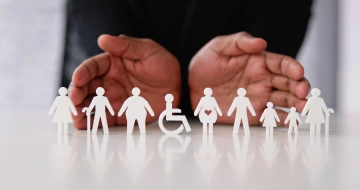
xmin=296 ymin=113 xmax=302 ymax=124
xmin=105 ymin=98 xmax=115 ymax=116
xmin=246 ymin=98 xmax=256 ymax=116
xmin=227 ymin=98 xmax=237 ymax=116
xmin=213 ymin=98 xmax=222 ymax=116
xmin=259 ymin=109 xmax=266 ymax=122
xmin=320 ymin=98 xmax=329 ymax=116
xmin=194 ymin=98 xmax=203 ymax=116
xmin=48 ymin=97 xmax=59 ymax=115
xmin=87 ymin=98 xmax=96 ymax=114
xmin=67 ymin=98 xmax=78 ymax=116
xmin=274 ymin=109 xmax=280 ymax=122
xmin=301 ymin=98 xmax=311 ymax=116
xmin=284 ymin=114 xmax=290 ymax=124
xmin=143 ymin=98 xmax=154 ymax=116
xmin=118 ymin=100 xmax=129 ymax=117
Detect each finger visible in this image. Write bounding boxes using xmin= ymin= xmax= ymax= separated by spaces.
xmin=270 ymin=90 xmax=307 ymax=112
xmin=72 ymin=53 xmax=111 ymax=87
xmin=265 ymin=52 xmax=304 ymax=80
xmin=69 ymin=86 xmax=88 ymax=106
xmin=207 ymin=32 xmax=267 ymax=56
xmin=271 ymin=76 xmax=310 ymax=99
xmin=98 ymin=34 xmax=161 ymax=59
xmin=88 ymin=77 xmax=103 ymax=95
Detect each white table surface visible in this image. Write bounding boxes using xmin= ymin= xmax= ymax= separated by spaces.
xmin=0 ymin=108 xmax=359 ymax=190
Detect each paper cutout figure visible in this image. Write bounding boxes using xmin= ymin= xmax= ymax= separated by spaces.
xmin=301 ymin=88 xmax=333 ymax=135
xmin=227 ymin=88 xmax=256 ymax=135
xmin=259 ymin=102 xmax=280 ymax=135
xmin=194 ymin=88 xmax=222 ymax=135
xmin=227 ymin=135 xmax=255 ymax=182
xmin=86 ymin=87 xmax=115 ymax=135
xmin=84 ymin=135 xmax=114 ymax=181
xmin=285 ymin=107 xmax=302 ymax=135
xmin=48 ymin=87 xmax=78 ymax=134
xmin=118 ymin=87 xmax=155 ymax=135
xmin=119 ymin=135 xmax=154 ymax=182
xmin=158 ymin=94 xmax=191 ymax=135
xmin=260 ymin=135 xmax=279 ymax=168
xmin=158 ymin=135 xmax=191 ymax=175
xmin=194 ymin=135 xmax=222 ymax=184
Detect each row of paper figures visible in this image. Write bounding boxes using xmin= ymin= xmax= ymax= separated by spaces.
xmin=49 ymin=87 xmax=334 ymax=136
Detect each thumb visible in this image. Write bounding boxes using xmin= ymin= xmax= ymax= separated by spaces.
xmin=208 ymin=32 xmax=267 ymax=56
xmin=98 ymin=34 xmax=160 ymax=59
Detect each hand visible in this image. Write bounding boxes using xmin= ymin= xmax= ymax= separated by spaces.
xmin=69 ymin=35 xmax=181 ymax=129
xmin=189 ymin=32 xmax=310 ymax=126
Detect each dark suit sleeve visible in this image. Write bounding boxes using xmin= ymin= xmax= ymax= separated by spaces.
xmin=244 ymin=0 xmax=313 ymax=58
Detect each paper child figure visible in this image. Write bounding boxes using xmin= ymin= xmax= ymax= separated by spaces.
xmin=259 ymin=102 xmax=280 ymax=136
xmin=194 ymin=88 xmax=222 ymax=135
xmin=227 ymin=88 xmax=256 ymax=135
xmin=118 ymin=87 xmax=155 ymax=135
xmin=87 ymin=87 xmax=115 ymax=135
xmin=285 ymin=107 xmax=302 ymax=135
xmin=48 ymin=87 xmax=78 ymax=134
xmin=301 ymin=88 xmax=331 ymax=135
xmin=164 ymin=94 xmax=191 ymax=132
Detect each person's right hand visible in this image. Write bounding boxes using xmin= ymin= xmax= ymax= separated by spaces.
xmin=69 ymin=34 xmax=181 ymax=129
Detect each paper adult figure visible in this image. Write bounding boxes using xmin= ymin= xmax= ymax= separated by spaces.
xmin=285 ymin=107 xmax=302 ymax=135
xmin=163 ymin=94 xmax=191 ymax=133
xmin=301 ymin=88 xmax=331 ymax=135
xmin=118 ymin=87 xmax=155 ymax=135
xmin=259 ymin=102 xmax=280 ymax=136
xmin=48 ymin=87 xmax=78 ymax=134
xmin=194 ymin=88 xmax=222 ymax=135
xmin=227 ymin=88 xmax=256 ymax=135
xmin=87 ymin=87 xmax=115 ymax=135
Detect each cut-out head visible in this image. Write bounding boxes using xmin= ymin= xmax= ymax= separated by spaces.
xmin=96 ymin=87 xmax=105 ymax=96
xmin=58 ymin=87 xmax=68 ymax=96
xmin=290 ymin=107 xmax=296 ymax=112
xmin=237 ymin=88 xmax=246 ymax=97
xmin=267 ymin=102 xmax=273 ymax=108
xmin=165 ymin=94 xmax=174 ymax=103
xmin=311 ymin=88 xmax=321 ymax=97
xmin=132 ymin=87 xmax=140 ymax=96
xmin=204 ymin=88 xmax=212 ymax=96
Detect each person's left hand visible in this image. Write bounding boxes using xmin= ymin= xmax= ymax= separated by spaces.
xmin=189 ymin=32 xmax=310 ymax=126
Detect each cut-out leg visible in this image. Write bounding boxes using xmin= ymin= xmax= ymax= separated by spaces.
xmin=294 ymin=125 xmax=298 ymax=135
xmin=310 ymin=123 xmax=315 ymax=135
xmin=63 ymin=123 xmax=68 ymax=134
xmin=57 ymin=123 xmax=62 ymax=134
xmin=203 ymin=123 xmax=207 ymax=135
xmin=316 ymin=123 xmax=321 ymax=135
xmin=138 ymin=118 xmax=146 ymax=135
xmin=127 ymin=118 xmax=136 ymax=135
xmin=242 ymin=117 xmax=250 ymax=135
xmin=92 ymin=115 xmax=101 ymax=135
xmin=288 ymin=125 xmax=293 ymax=135
xmin=270 ymin=127 xmax=274 ymax=135
xmin=101 ymin=116 xmax=109 ymax=135
xmin=209 ymin=123 xmax=213 ymax=135
xmin=233 ymin=116 xmax=240 ymax=135
xmin=266 ymin=127 xmax=269 ymax=136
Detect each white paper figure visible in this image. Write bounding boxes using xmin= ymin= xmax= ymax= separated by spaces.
xmin=158 ymin=135 xmax=191 ymax=175
xmin=158 ymin=94 xmax=191 ymax=135
xmin=49 ymin=134 xmax=76 ymax=183
xmin=325 ymin=108 xmax=335 ymax=135
xmin=194 ymin=135 xmax=222 ymax=184
xmin=227 ymin=88 xmax=256 ymax=135
xmin=260 ymin=135 xmax=279 ymax=168
xmin=301 ymin=88 xmax=333 ymax=135
xmin=285 ymin=134 xmax=300 ymax=164
xmin=285 ymin=107 xmax=302 ymax=135
xmin=119 ymin=135 xmax=154 ymax=182
xmin=84 ymin=135 xmax=114 ymax=181
xmin=86 ymin=87 xmax=115 ymax=135
xmin=118 ymin=87 xmax=155 ymax=135
xmin=194 ymin=88 xmax=222 ymax=135
xmin=227 ymin=135 xmax=255 ymax=182
xmin=48 ymin=87 xmax=78 ymax=134
xmin=259 ymin=102 xmax=280 ymax=136
xmin=82 ymin=107 xmax=92 ymax=135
